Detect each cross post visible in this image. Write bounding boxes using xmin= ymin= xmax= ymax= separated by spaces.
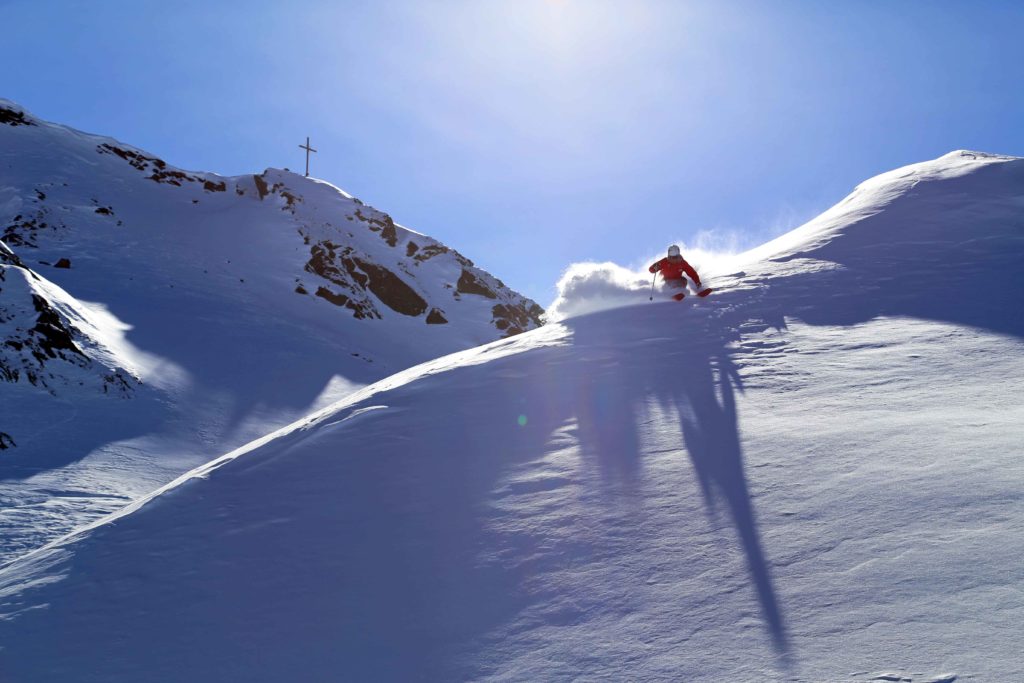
xmin=299 ymin=136 xmax=317 ymax=177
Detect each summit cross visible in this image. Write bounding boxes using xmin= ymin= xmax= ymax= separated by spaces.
xmin=299 ymin=136 xmax=317 ymax=177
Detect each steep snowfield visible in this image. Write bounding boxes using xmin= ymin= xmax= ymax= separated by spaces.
xmin=0 ymin=100 xmax=541 ymax=564
xmin=1 ymin=150 xmax=1023 ymax=682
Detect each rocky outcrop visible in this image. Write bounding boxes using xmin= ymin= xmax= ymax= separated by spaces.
xmin=251 ymin=172 xmax=301 ymax=209
xmin=295 ymin=198 xmax=544 ymax=335
xmin=253 ymin=173 xmax=270 ymax=199
xmin=0 ymin=105 xmax=34 ymax=127
xmin=0 ymin=241 xmax=24 ymax=267
xmin=0 ymin=241 xmax=136 ymax=396
xmin=98 ymin=143 xmax=228 ymax=192
xmin=492 ymin=302 xmax=545 ymax=337
xmin=304 ymin=242 xmax=380 ymax=319
xmin=353 ymin=209 xmax=398 ymax=247
xmin=457 ymin=269 xmax=498 ymax=299
xmin=3 ymin=205 xmax=65 ymax=248
xmin=351 ymin=256 xmax=427 ymax=316
xmin=303 ymin=239 xmax=430 ymax=318
xmin=1 ymin=288 xmax=84 ymax=388
xmin=412 ymin=244 xmax=450 ymax=263
xmin=426 ymin=308 xmax=448 ymax=325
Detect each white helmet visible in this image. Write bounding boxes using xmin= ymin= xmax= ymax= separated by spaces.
xmin=667 ymin=244 xmax=681 ymax=257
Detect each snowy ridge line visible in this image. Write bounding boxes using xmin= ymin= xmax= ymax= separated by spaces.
xmin=0 ymin=97 xmax=233 ymax=186
xmin=738 ymin=149 xmax=1022 ymax=267
xmin=2 ymin=97 xmax=543 ymax=334
xmin=0 ymin=321 xmax=570 ymax=574
xmin=548 ymin=149 xmax=1023 ymax=323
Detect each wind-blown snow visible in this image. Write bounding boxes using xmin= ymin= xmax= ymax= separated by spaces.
xmin=1 ymin=149 xmax=1022 ymax=681
xmin=547 ymin=261 xmax=654 ymax=320
xmin=548 ymin=247 xmax=734 ymax=321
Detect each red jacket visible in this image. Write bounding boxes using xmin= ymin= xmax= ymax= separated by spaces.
xmin=649 ymin=256 xmax=700 ymax=284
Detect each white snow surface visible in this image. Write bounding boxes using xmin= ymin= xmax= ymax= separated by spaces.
xmin=2 ymin=136 xmax=1024 ymax=681
xmin=0 ymin=99 xmax=541 ymax=565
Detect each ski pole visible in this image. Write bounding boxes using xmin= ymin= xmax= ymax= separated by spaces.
xmin=649 ymin=271 xmax=658 ymax=301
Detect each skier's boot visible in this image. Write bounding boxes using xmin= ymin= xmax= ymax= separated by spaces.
xmin=673 ymin=292 xmax=686 ymax=301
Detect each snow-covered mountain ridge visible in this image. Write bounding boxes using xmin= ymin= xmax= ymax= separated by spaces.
xmin=1 ymin=149 xmax=1021 ymax=682
xmin=0 ymin=98 xmax=541 ymax=567
xmin=0 ymin=98 xmax=542 ymax=339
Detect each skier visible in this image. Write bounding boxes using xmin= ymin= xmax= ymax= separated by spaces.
xmin=648 ymin=245 xmax=711 ymax=301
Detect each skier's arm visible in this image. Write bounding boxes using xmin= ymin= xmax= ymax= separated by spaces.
xmin=681 ymin=260 xmax=701 ymax=286
xmin=648 ymin=258 xmax=664 ymax=274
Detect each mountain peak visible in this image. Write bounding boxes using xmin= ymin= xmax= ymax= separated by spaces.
xmin=0 ymin=100 xmax=542 ymax=563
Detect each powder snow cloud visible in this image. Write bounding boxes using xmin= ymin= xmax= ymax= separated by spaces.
xmin=547 ymin=235 xmax=748 ymax=322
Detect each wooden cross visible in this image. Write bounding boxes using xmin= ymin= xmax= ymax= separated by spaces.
xmin=298 ymin=136 xmax=317 ymax=177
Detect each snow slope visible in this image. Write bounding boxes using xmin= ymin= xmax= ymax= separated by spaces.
xmin=0 ymin=99 xmax=542 ymax=565
xmin=1 ymin=150 xmax=1023 ymax=682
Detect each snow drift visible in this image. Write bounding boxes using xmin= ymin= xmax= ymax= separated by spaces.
xmin=2 ymin=150 xmax=1023 ymax=682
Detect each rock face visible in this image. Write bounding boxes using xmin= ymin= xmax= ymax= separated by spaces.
xmin=0 ymin=105 xmax=34 ymax=127
xmin=244 ymin=168 xmax=545 ymax=337
xmin=0 ymin=240 xmax=135 ymax=398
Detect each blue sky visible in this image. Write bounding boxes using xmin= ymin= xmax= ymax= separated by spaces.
xmin=5 ymin=0 xmax=1024 ymax=303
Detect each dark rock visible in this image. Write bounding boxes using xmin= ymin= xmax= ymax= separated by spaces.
xmin=203 ymin=180 xmax=227 ymax=193
xmin=492 ymin=302 xmax=545 ymax=338
xmin=3 ymin=209 xmax=64 ymax=248
xmin=406 ymin=241 xmax=419 ymax=257
xmin=31 ymin=294 xmax=82 ymax=358
xmin=0 ymin=106 xmax=34 ymax=127
xmin=351 ymin=257 xmax=428 ymax=317
xmin=457 ymin=269 xmax=497 ymax=299
xmin=413 ymin=244 xmax=449 ymax=263
xmin=295 ymin=284 xmax=308 ymax=295
xmin=97 ymin=143 xmax=204 ymax=187
xmin=315 ymin=286 xmax=349 ymax=307
xmin=426 ymin=308 xmax=448 ymax=325
xmin=353 ymin=209 xmax=398 ymax=247
xmin=0 ymin=242 xmax=24 ymax=268
xmin=253 ymin=173 xmax=269 ymax=199
xmin=103 ymin=372 xmax=135 ymax=395
xmin=0 ymin=432 xmax=14 ymax=449
xmin=280 ymin=189 xmax=300 ymax=209
xmin=54 ymin=258 xmax=71 ymax=269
